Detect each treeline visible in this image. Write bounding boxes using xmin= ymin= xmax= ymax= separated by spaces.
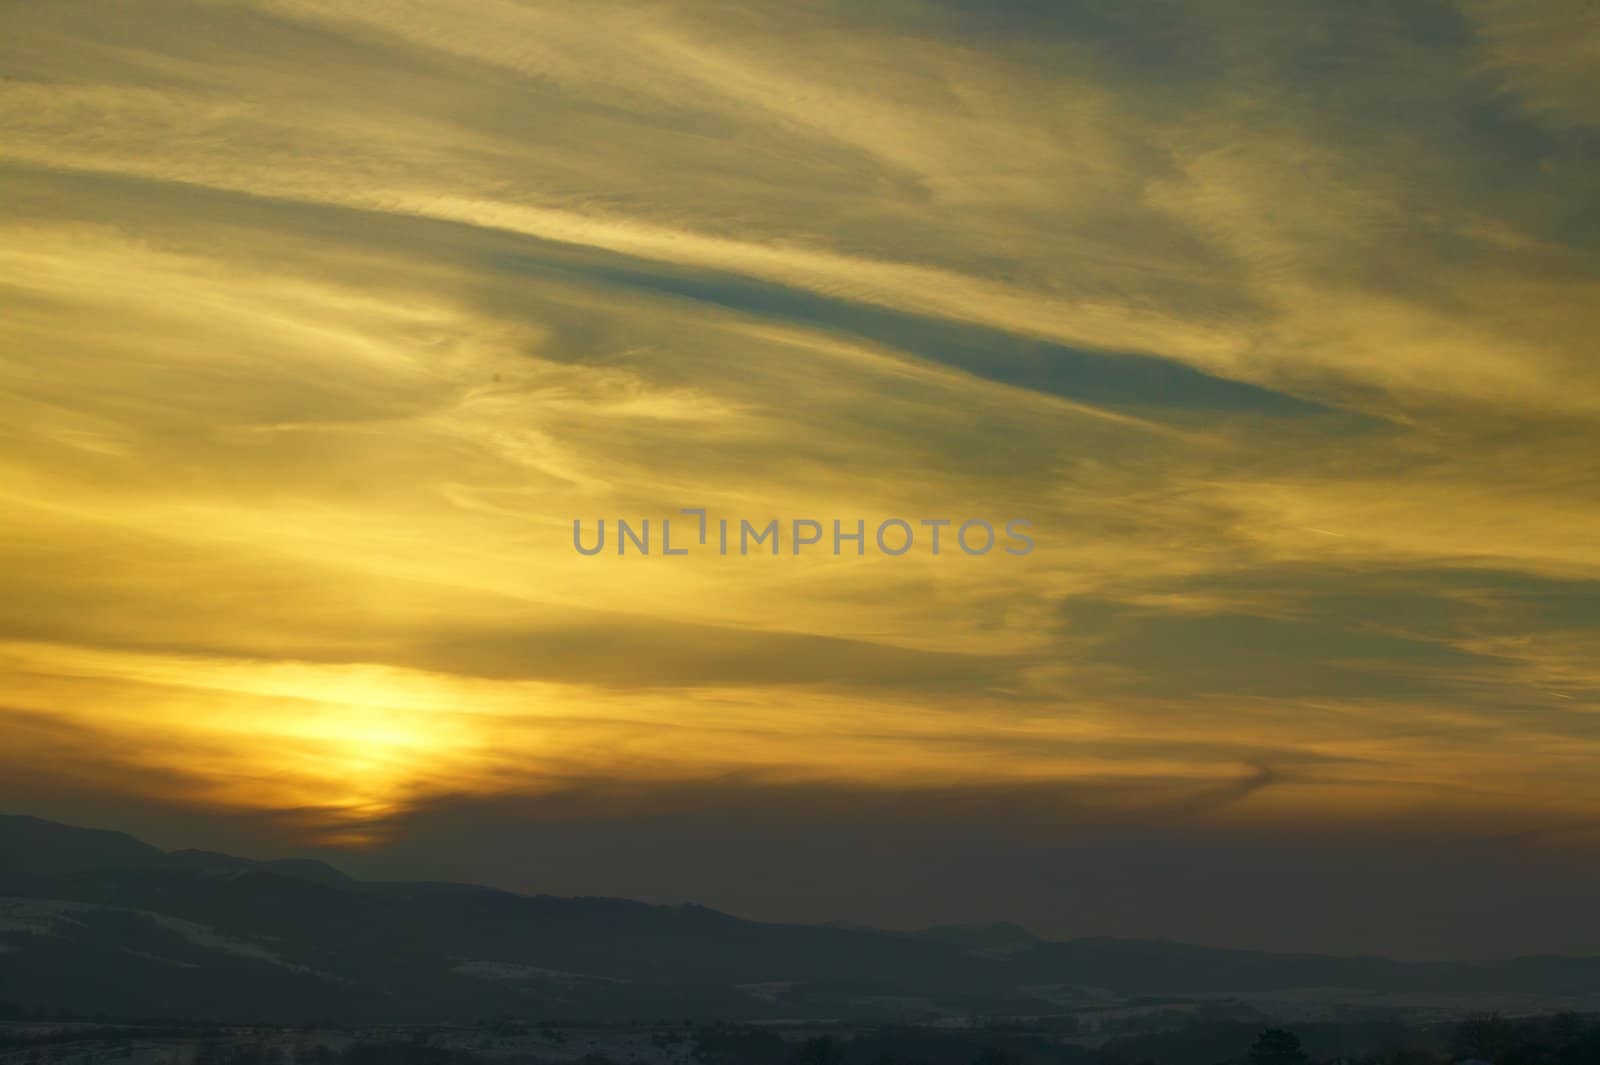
xmin=197 ymin=1041 xmax=489 ymax=1065
xmin=689 ymin=1012 xmax=1600 ymax=1065
xmin=1434 ymin=1011 xmax=1600 ymax=1065
xmin=3 ymin=1012 xmax=1599 ymax=1065
xmin=0 ymin=1038 xmax=494 ymax=1065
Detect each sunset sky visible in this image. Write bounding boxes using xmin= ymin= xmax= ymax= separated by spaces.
xmin=3 ymin=0 xmax=1599 ymax=959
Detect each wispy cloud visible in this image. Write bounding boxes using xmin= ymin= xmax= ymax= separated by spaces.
xmin=1 ymin=0 xmax=1598 ymax=949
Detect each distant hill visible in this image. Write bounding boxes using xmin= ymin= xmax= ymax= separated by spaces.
xmin=160 ymin=847 xmax=351 ymax=885
xmin=913 ymin=921 xmax=1042 ymax=958
xmin=3 ymin=813 xmax=1600 ymax=1023
xmin=0 ymin=816 xmax=348 ymax=886
xmin=0 ymin=814 xmax=164 ymax=877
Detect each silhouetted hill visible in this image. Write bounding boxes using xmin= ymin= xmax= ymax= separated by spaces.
xmin=4 ymin=814 xmax=1600 ymax=1023
xmin=0 ymin=814 xmax=164 ymax=877
xmin=162 ymin=848 xmax=352 ymax=885
xmin=913 ymin=921 xmax=1042 ymax=958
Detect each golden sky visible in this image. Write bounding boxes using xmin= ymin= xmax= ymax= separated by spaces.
xmin=2 ymin=0 xmax=1599 ymax=954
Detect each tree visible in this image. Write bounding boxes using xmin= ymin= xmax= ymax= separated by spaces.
xmin=791 ymin=1036 xmax=846 ymax=1065
xmin=1247 ymin=1028 xmax=1308 ymax=1065
xmin=1454 ymin=1011 xmax=1518 ymax=1063
xmin=971 ymin=1049 xmax=1023 ymax=1065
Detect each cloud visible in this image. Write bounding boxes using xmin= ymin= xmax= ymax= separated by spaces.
xmin=1 ymin=0 xmax=1598 ymax=952
xmin=1467 ymin=0 xmax=1600 ymax=128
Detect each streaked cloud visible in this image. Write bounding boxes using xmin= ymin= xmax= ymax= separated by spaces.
xmin=1 ymin=0 xmax=1597 ymax=951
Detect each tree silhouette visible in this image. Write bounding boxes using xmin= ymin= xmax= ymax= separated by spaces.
xmin=791 ymin=1036 xmax=845 ymax=1065
xmin=1454 ymin=1011 xmax=1519 ymax=1063
xmin=1246 ymin=1028 xmax=1308 ymax=1065
xmin=971 ymin=1048 xmax=1023 ymax=1065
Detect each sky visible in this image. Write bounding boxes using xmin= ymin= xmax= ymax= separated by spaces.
xmin=2 ymin=0 xmax=1599 ymax=960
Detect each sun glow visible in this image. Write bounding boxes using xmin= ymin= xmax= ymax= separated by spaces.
xmin=3 ymin=0 xmax=1600 ymax=873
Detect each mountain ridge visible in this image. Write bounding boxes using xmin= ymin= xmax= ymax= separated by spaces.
xmin=4 ymin=813 xmax=1600 ymax=1023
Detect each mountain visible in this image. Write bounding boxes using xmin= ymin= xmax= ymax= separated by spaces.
xmin=3 ymin=814 xmax=1600 ymax=1023
xmin=0 ymin=814 xmax=164 ymax=878
xmin=0 ymin=816 xmax=347 ymax=887
xmin=913 ymin=921 xmax=1042 ymax=958
xmin=160 ymin=847 xmax=351 ymax=885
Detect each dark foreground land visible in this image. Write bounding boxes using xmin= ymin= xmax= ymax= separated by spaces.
xmin=3 ymin=1011 xmax=1600 ymax=1065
